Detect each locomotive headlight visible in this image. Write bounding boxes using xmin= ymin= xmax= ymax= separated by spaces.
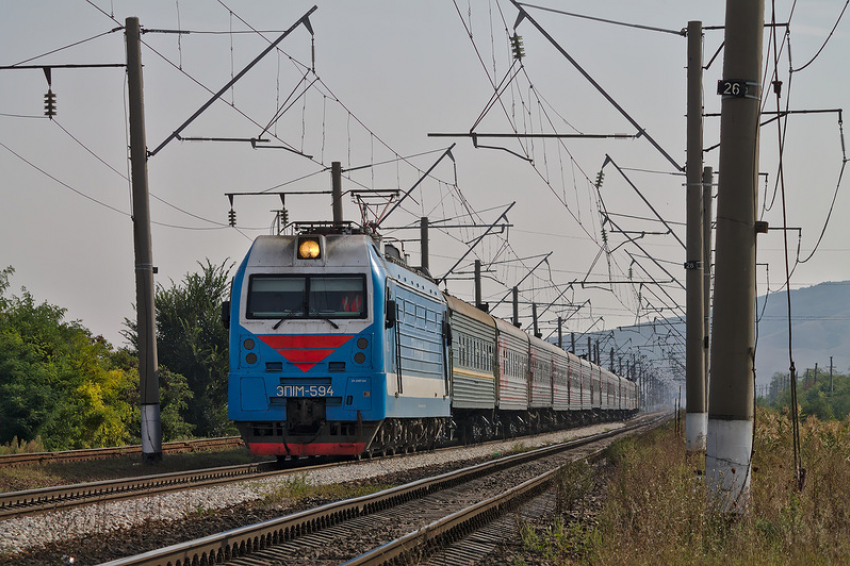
xmin=297 ymin=238 xmax=321 ymax=259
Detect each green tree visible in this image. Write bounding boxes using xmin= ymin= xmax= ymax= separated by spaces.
xmin=125 ymin=259 xmax=235 ymax=437
xmin=108 ymin=348 xmax=195 ymax=441
xmin=0 ymin=267 xmax=137 ymax=449
xmin=767 ymin=367 xmax=850 ymax=421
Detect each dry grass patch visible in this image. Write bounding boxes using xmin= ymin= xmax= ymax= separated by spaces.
xmin=516 ymin=410 xmax=850 ymax=565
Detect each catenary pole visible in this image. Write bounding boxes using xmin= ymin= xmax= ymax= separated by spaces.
xmin=706 ymin=0 xmax=764 ymax=513
xmin=474 ymin=259 xmax=482 ymax=308
xmin=332 ymin=161 xmax=343 ymax=227
xmin=703 ymin=167 xmax=714 ymax=399
xmin=126 ymin=17 xmax=161 ymax=464
xmin=421 ymin=217 xmax=430 ymax=271
xmin=685 ymin=21 xmax=707 ymax=451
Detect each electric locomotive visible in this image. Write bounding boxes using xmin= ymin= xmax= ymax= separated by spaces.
xmin=226 ymin=223 xmax=452 ymax=457
xmin=226 ymin=223 xmax=639 ymax=458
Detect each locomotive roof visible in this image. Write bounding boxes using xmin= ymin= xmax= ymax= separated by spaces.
xmin=246 ymin=233 xmax=375 ymax=268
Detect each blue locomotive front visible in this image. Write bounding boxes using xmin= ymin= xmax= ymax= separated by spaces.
xmin=227 ymin=229 xmax=451 ymax=457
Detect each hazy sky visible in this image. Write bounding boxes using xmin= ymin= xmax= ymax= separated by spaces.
xmin=2 ymin=1 xmax=848 ymax=380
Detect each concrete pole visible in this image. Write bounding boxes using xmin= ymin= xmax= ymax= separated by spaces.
xmin=421 ymin=217 xmax=430 ymax=271
xmin=512 ymin=287 xmax=519 ymax=328
xmin=571 ymin=332 xmax=575 ymax=354
xmin=332 ymin=161 xmax=343 ymax=227
xmin=126 ymin=17 xmax=161 ymax=464
xmin=531 ymin=303 xmax=540 ymax=337
xmin=639 ymin=365 xmax=643 ymax=410
xmin=685 ymin=20 xmax=707 ymax=451
xmin=703 ymin=167 xmax=714 ymax=398
xmin=557 ymin=317 xmax=563 ymax=349
xmin=474 ymin=259 xmax=482 ymax=308
xmin=706 ymin=0 xmax=764 ymax=513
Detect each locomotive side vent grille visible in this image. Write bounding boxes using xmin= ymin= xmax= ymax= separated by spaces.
xmin=328 ymin=361 xmax=346 ymax=372
xmin=266 ymin=362 xmax=283 ymax=372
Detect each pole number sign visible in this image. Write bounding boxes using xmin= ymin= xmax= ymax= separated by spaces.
xmin=717 ymin=79 xmax=760 ymax=100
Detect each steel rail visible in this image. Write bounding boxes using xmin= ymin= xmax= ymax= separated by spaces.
xmin=96 ymin=414 xmax=664 ymax=566
xmin=0 ymin=461 xmax=276 ymax=519
xmin=0 ymin=436 xmax=244 ymax=468
xmin=1 ymin=454 xmax=377 ymax=520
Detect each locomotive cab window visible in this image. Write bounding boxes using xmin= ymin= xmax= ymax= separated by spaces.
xmin=247 ymin=274 xmax=367 ymax=319
xmin=247 ymin=277 xmax=306 ymax=317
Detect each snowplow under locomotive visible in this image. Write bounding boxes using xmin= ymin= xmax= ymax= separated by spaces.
xmin=226 ymin=225 xmax=638 ymax=458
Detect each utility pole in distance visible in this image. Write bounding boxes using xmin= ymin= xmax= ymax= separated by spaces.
xmin=685 ymin=20 xmax=706 ymax=452
xmin=706 ymin=0 xmax=764 ymax=513
xmin=126 ymin=17 xmax=161 ymax=464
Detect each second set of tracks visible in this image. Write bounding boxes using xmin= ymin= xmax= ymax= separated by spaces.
xmin=1 ymin=456 xmax=343 ymax=520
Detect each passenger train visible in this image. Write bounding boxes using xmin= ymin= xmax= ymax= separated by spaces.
xmin=225 ymin=224 xmax=639 ymax=458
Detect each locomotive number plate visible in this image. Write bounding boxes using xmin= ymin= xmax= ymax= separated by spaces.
xmin=276 ymin=385 xmax=335 ymax=397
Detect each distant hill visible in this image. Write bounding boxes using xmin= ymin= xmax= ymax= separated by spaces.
xmin=577 ymin=280 xmax=850 ymax=389
xmin=754 ymin=281 xmax=850 ymax=383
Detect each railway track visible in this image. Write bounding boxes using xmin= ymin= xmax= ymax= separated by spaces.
xmin=0 ymin=456 xmax=356 ymax=520
xmin=0 ymin=436 xmax=244 ymax=468
xmin=360 ymin=414 xmax=669 ymax=566
xmin=95 ymin=413 xmax=665 ymax=566
xmin=344 ymin=444 xmax=614 ymax=566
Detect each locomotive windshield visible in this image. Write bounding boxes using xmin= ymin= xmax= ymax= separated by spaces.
xmin=247 ymin=274 xmax=366 ymax=319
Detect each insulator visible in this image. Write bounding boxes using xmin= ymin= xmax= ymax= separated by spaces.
xmin=44 ymin=89 xmax=57 ymax=118
xmin=601 ymin=227 xmax=608 ymax=245
xmin=228 ymin=208 xmax=236 ymax=227
xmin=281 ymin=207 xmax=289 ymax=225
xmin=510 ymin=34 xmax=525 ymax=60
xmin=595 ymin=171 xmax=605 ymax=189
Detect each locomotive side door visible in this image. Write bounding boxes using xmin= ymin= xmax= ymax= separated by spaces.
xmin=384 ymin=282 xmax=402 ymax=395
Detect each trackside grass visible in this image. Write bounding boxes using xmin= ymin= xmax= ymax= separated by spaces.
xmin=515 ymin=409 xmax=850 ymax=565
xmin=261 ymin=473 xmax=394 ymax=505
